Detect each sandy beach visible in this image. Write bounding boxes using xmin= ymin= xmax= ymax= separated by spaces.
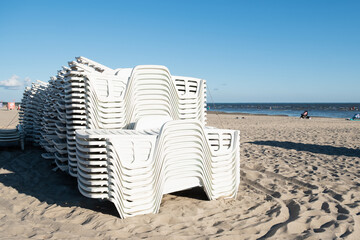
xmin=0 ymin=108 xmax=19 ymax=129
xmin=0 ymin=111 xmax=359 ymax=239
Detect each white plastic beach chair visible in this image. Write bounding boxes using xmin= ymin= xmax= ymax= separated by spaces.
xmin=19 ymin=56 xmax=240 ymax=219
xmin=75 ymin=119 xmax=240 ymax=218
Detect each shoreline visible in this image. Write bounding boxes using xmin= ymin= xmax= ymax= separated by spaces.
xmin=208 ymin=110 xmax=289 ymax=117
xmin=207 ymin=110 xmax=343 ymax=119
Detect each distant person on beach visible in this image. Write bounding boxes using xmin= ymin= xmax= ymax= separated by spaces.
xmin=351 ymin=113 xmax=360 ymax=120
xmin=300 ymin=110 xmax=311 ymax=119
xmin=346 ymin=113 xmax=360 ymax=121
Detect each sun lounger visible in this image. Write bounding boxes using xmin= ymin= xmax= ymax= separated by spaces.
xmin=75 ymin=119 xmax=240 ymax=218
xmin=19 ymin=56 xmax=240 ymax=218
xmin=0 ymin=125 xmax=24 ymax=150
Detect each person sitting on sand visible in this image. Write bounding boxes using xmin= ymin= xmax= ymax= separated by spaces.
xmin=346 ymin=113 xmax=360 ymax=121
xmin=351 ymin=113 xmax=360 ymax=120
xmin=300 ymin=110 xmax=311 ymax=119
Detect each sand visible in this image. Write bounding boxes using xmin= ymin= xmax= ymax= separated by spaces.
xmin=0 ymin=111 xmax=359 ymax=239
xmin=0 ymin=108 xmax=19 ymax=129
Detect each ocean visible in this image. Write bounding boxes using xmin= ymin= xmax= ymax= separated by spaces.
xmin=208 ymin=103 xmax=360 ymax=119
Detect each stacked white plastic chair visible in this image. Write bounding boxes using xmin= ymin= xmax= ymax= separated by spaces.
xmin=54 ymin=69 xmax=70 ymax=171
xmin=60 ymin=57 xmax=207 ymax=176
xmin=0 ymin=125 xmax=24 ymax=150
xmin=63 ymin=58 xmax=125 ymax=176
xmin=75 ymin=119 xmax=240 ymax=218
xmin=40 ymin=73 xmax=68 ymax=171
xmin=20 ymin=73 xmax=70 ymax=171
xmin=19 ymin=56 xmax=240 ymax=218
xmin=19 ymin=80 xmax=48 ymax=145
xmin=119 ymin=65 xmax=207 ymax=128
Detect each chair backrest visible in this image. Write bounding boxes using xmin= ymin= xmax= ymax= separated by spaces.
xmin=133 ymin=115 xmax=172 ymax=131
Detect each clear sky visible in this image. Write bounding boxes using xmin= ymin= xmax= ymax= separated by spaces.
xmin=0 ymin=0 xmax=359 ymax=102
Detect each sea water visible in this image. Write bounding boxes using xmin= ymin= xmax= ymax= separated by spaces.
xmin=208 ymin=103 xmax=360 ymax=119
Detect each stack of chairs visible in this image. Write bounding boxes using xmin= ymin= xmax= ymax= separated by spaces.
xmin=19 ymin=56 xmax=240 ymax=218
xmin=19 ymin=81 xmax=48 ymax=145
xmin=44 ymin=73 xmax=68 ymax=171
xmin=0 ymin=125 xmax=24 ymax=150
xmin=63 ymin=58 xmax=124 ymax=176
xmin=55 ymin=57 xmax=207 ymax=176
xmin=76 ymin=119 xmax=240 ymax=218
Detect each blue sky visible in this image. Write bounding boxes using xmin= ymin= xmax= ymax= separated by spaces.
xmin=0 ymin=0 xmax=359 ymax=102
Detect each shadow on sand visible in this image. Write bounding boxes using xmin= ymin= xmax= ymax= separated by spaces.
xmin=0 ymin=146 xmax=208 ymax=217
xmin=0 ymin=146 xmax=119 ymax=217
xmin=170 ymin=187 xmax=209 ymax=201
xmin=249 ymin=141 xmax=360 ymax=157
